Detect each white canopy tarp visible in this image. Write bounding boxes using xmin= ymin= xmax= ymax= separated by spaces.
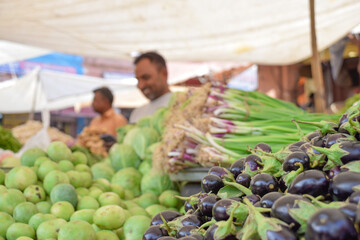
xmin=0 ymin=0 xmax=359 ymax=65
xmin=0 ymin=41 xmax=50 ymax=66
xmin=0 ymin=68 xmax=149 ymax=112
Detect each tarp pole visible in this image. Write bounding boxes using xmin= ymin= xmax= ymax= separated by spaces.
xmin=310 ymin=0 xmax=326 ymax=113
xmin=29 ymin=71 xmax=40 ymax=120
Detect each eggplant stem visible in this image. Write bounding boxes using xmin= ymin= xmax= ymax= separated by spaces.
xmin=292 ymin=118 xmax=305 ymax=138
xmin=160 ymin=213 xmax=172 ymax=236
xmin=198 ymin=219 xmax=216 ymax=231
xmin=223 ymin=180 xmax=253 ymax=196
xmin=303 ymin=194 xmax=327 ymax=208
xmin=255 ymin=207 xmax=272 ymax=213
xmin=174 ymin=195 xmax=191 ymax=201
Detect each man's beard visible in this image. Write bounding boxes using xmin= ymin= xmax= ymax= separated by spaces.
xmin=142 ymin=88 xmax=157 ymax=101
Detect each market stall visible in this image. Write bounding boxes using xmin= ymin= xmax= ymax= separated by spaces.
xmin=1 ymin=81 xmax=359 ymax=240
xmin=0 ymin=0 xmax=360 ymax=239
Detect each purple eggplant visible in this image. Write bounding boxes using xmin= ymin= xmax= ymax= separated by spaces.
xmin=177 ymin=225 xmax=198 ymax=238
xmin=260 ymin=192 xmax=284 ymax=209
xmin=299 ymin=142 xmax=321 ymax=155
xmin=330 ymin=171 xmax=360 ymax=201
xmin=204 ymin=224 xmax=237 ymax=240
xmin=208 ymin=166 xmax=228 ymax=179
xmin=151 ymin=210 xmax=182 ymax=226
xmin=199 ymin=194 xmax=219 ymax=217
xmin=250 ymin=173 xmax=279 ymax=197
xmin=189 ymin=233 xmax=204 ymax=240
xmin=304 ymin=130 xmax=322 ymax=141
xmin=338 ymin=122 xmax=353 ymax=135
xmin=348 ymin=191 xmax=360 ymax=205
xmin=271 ymin=194 xmax=309 ymax=230
xmin=339 ymin=113 xmax=349 ymax=126
xmin=282 ymin=151 xmax=310 ymax=172
xmin=185 ymin=209 xmax=203 ymax=221
xmin=310 ymin=136 xmax=324 ymax=148
xmin=327 ymin=166 xmax=342 ymax=180
xmin=288 ymin=146 xmax=302 ymax=153
xmin=288 ymin=141 xmax=307 ymax=151
xmin=313 ymin=141 xmax=360 ymax=165
xmin=246 ymin=154 xmax=262 ymax=162
xmin=339 ymin=203 xmax=358 ymax=223
xmin=266 ymin=226 xmax=297 ymax=240
xmin=338 ymin=118 xmax=360 ymax=137
xmin=324 ymin=133 xmax=354 ymax=148
xmin=288 ymin=169 xmax=329 ymax=197
xmin=229 ymin=158 xmax=245 ymax=178
xmin=235 ymin=173 xmax=251 ymax=188
xmin=245 ymin=159 xmax=261 ymax=172
xmin=181 ymin=214 xmax=202 ymax=227
xmin=338 ymin=104 xmax=360 ymax=134
xmin=178 ymin=235 xmax=203 ymax=240
xmin=243 ymin=194 xmax=261 ymax=205
xmin=212 ymin=199 xmax=235 ymax=221
xmin=143 ymin=225 xmax=169 ymax=240
xmin=201 ymin=174 xmax=224 ymax=194
xmin=340 ymin=107 xmax=360 ymax=124
xmin=185 ymin=201 xmax=196 ymax=212
xmin=245 ymin=154 xmax=262 ymax=171
xmin=306 ymin=208 xmax=357 ymax=240
xmin=254 ymin=142 xmax=272 ymax=153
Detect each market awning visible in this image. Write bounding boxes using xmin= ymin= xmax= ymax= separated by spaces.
xmin=0 ymin=41 xmax=50 ymax=66
xmin=0 ymin=68 xmax=191 ymax=112
xmin=0 ymin=0 xmax=359 ymax=65
xmin=0 ymin=69 xmax=131 ymax=112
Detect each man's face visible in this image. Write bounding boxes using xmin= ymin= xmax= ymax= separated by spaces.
xmin=135 ymin=58 xmax=167 ymax=101
xmin=92 ymin=92 xmax=108 ymax=114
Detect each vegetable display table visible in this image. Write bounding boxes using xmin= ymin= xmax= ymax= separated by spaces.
xmin=169 ymin=168 xmax=208 ymax=197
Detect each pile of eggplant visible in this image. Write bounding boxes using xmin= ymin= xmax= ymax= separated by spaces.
xmin=142 ymin=102 xmax=360 ymax=240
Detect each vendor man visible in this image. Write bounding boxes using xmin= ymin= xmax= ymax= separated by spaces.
xmin=129 ymin=51 xmax=172 ymax=123
xmin=89 ymin=87 xmax=127 ymax=136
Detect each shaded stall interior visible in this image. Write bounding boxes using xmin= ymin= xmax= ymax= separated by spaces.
xmin=257 ymin=36 xmax=360 ymax=112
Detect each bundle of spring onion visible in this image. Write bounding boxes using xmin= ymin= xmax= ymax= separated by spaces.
xmin=154 ymin=82 xmax=340 ymax=173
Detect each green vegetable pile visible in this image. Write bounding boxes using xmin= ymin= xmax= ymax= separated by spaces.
xmin=111 ymin=105 xmax=178 ymax=198
xmin=0 ymin=126 xmax=22 ymax=152
xmin=116 ymin=106 xmax=169 ymax=172
xmin=0 ymin=136 xmax=181 ymax=240
xmin=70 ymin=145 xmax=102 ymax=167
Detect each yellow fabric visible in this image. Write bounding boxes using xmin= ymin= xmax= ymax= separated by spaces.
xmin=89 ymin=108 xmax=127 ymax=137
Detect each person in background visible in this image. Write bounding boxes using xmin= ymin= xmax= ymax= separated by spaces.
xmin=89 ymin=87 xmax=127 ymax=137
xmin=129 ymin=51 xmax=172 ymax=123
